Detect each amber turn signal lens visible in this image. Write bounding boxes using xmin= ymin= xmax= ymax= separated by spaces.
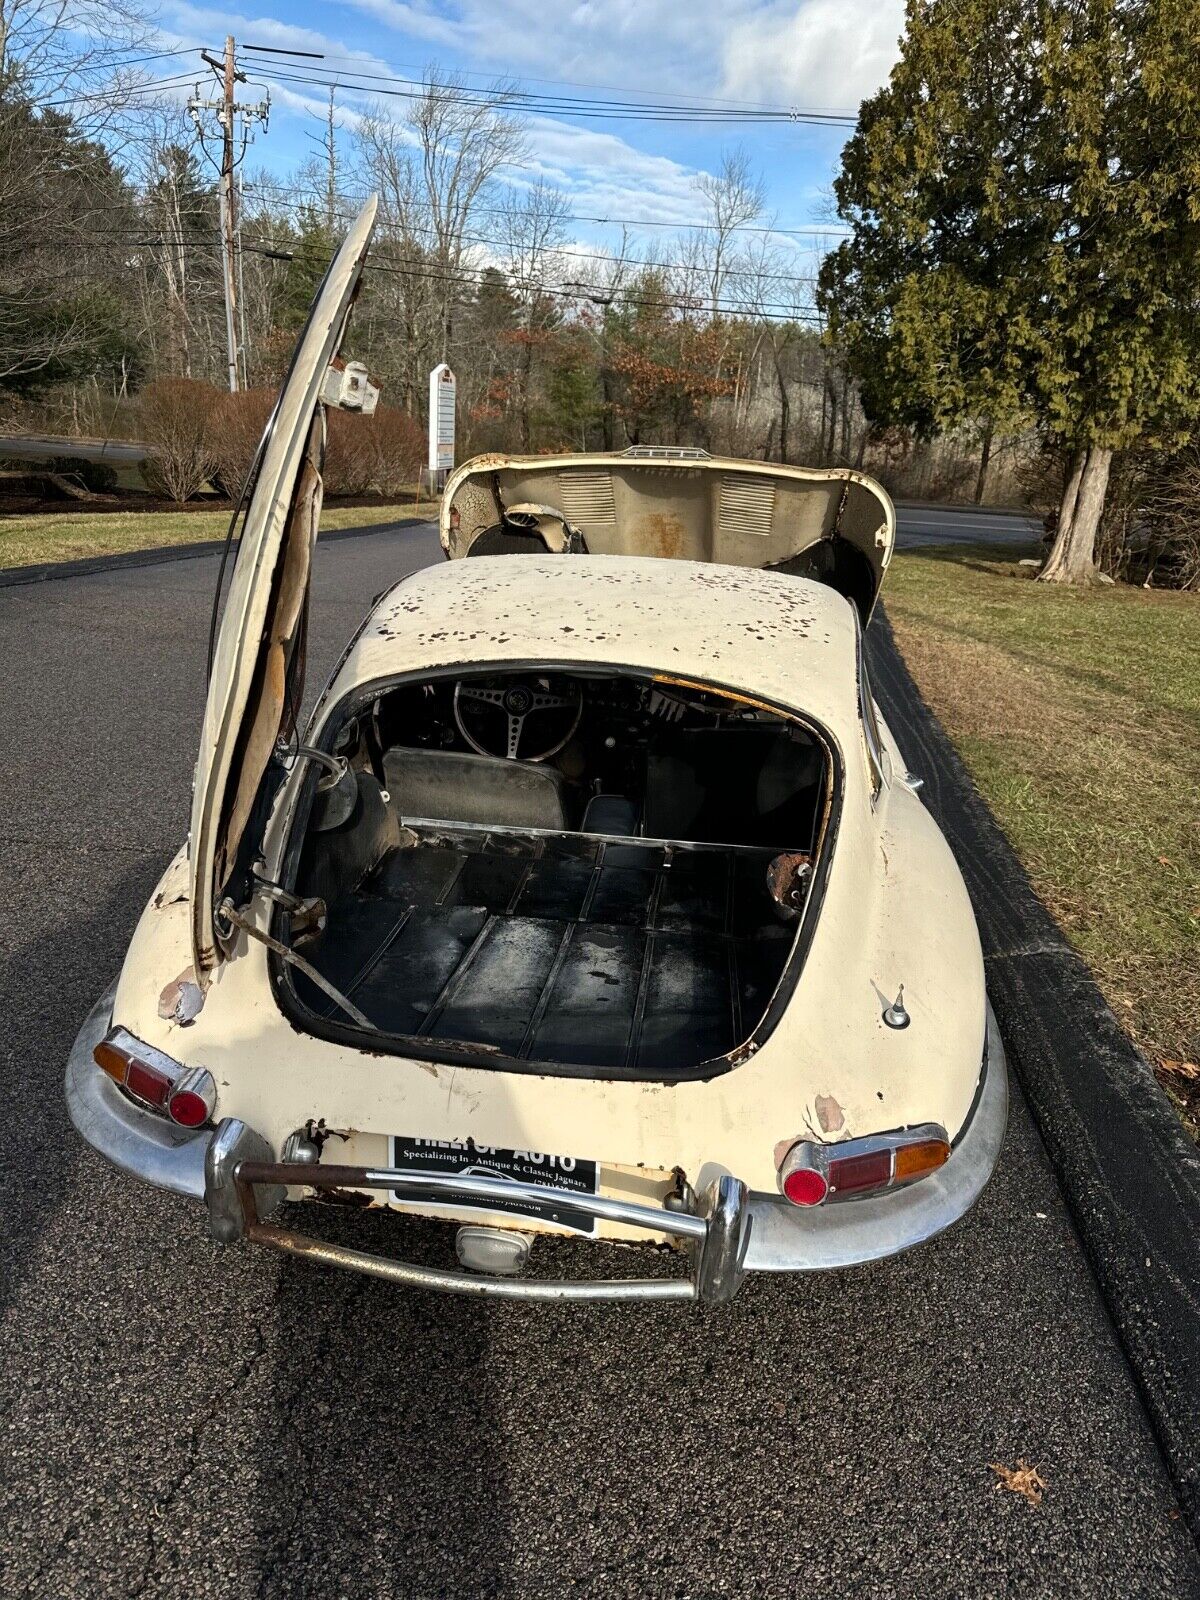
xmin=894 ymin=1138 xmax=950 ymax=1183
xmin=93 ymin=1039 xmax=130 ymax=1086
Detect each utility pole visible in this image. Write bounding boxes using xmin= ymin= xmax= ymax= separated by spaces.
xmin=190 ymin=39 xmax=269 ymax=392
xmin=218 ymin=35 xmax=240 ymax=392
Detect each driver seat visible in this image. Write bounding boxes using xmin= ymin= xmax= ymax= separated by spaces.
xmin=383 ymin=747 xmax=571 ymax=831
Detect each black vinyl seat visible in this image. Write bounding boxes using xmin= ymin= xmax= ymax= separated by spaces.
xmin=383 ymin=746 xmax=572 ymax=831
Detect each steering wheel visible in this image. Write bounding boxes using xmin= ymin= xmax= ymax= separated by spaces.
xmin=454 ymin=675 xmax=583 ymax=761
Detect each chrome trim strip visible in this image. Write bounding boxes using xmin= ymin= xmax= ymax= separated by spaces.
xmin=64 ymin=984 xmax=213 ymax=1201
xmin=743 ymin=1004 xmax=1008 ymax=1272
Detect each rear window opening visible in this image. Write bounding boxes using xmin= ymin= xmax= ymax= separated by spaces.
xmin=276 ymin=666 xmax=839 ymax=1081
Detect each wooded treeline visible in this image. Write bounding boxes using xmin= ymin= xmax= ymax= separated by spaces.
xmin=0 ymin=7 xmax=1018 ymax=509
xmin=5 ymin=0 xmax=1200 ymax=586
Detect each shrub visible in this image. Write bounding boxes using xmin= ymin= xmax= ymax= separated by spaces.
xmin=324 ymin=406 xmax=375 ymax=496
xmin=325 ymin=404 xmax=423 ymax=498
xmin=362 ymin=405 xmax=424 ymax=497
xmin=139 ymin=379 xmax=219 ymax=502
xmin=208 ymin=388 xmax=275 ymax=500
xmin=1104 ymin=448 xmax=1200 ymax=591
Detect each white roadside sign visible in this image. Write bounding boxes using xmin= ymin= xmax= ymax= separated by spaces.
xmin=428 ymin=362 xmax=456 ymax=475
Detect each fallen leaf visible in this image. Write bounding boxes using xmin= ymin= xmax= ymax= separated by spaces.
xmin=990 ymin=1459 xmax=1047 ymax=1506
xmin=1159 ymin=1060 xmax=1200 ymax=1082
xmin=1157 ymin=856 xmax=1172 ymax=866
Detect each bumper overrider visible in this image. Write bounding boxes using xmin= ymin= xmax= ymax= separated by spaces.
xmin=66 ymin=986 xmax=1008 ymax=1304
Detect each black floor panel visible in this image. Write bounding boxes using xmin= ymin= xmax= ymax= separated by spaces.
xmin=305 ymin=824 xmax=795 ymax=1071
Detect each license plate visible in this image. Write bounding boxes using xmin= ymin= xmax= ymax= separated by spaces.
xmin=389 ymin=1136 xmax=600 ymax=1236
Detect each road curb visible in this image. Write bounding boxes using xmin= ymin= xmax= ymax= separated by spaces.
xmin=0 ymin=516 xmax=431 ymax=589
xmin=867 ymin=608 xmax=1200 ymax=1541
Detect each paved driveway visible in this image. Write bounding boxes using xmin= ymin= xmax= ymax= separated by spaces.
xmin=1 ymin=524 xmax=1194 ymax=1598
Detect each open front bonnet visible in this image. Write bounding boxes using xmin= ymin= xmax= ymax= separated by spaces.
xmin=440 ymin=451 xmax=896 ymax=621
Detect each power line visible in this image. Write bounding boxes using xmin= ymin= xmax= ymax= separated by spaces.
xmin=237 ymin=177 xmax=849 ymax=240
xmin=30 ymin=72 xmax=206 ymax=111
xmin=84 ymin=205 xmax=823 ymax=294
xmin=250 ymin=43 xmax=854 ymax=118
xmin=89 ymin=233 xmax=825 ymax=323
xmin=251 ymin=62 xmax=856 ymax=125
xmin=227 ymin=194 xmax=825 ymax=287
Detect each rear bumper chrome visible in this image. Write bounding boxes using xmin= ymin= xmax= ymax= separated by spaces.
xmin=66 ymin=989 xmax=1007 ymax=1302
xmin=65 ymin=984 xmax=209 ymax=1201
xmin=744 ymin=1005 xmax=1008 ymax=1272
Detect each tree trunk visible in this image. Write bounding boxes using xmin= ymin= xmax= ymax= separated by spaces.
xmin=520 ymin=336 xmax=533 ymax=452
xmin=774 ymin=348 xmax=789 ymax=464
xmin=839 ymin=369 xmax=851 ymax=460
xmin=1058 ymin=446 xmax=1086 ymax=541
xmin=823 ymin=375 xmax=839 ymax=463
xmin=1039 ymin=446 xmax=1112 ymax=583
xmin=974 ymin=422 xmax=993 ymax=504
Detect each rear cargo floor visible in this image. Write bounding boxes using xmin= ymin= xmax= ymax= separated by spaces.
xmin=300 ymin=825 xmax=795 ymax=1073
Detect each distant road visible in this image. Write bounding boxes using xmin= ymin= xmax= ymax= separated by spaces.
xmin=0 ymin=432 xmax=151 ymax=465
xmin=894 ymin=500 xmax=1043 ymax=549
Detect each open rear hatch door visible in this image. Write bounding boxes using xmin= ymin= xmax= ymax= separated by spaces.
xmin=440 ymin=449 xmax=896 ymax=622
xmin=188 ymin=196 xmax=378 ymax=986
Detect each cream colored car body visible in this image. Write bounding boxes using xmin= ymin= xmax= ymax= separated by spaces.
xmin=112 ymin=553 xmax=984 ymax=1188
xmin=66 ymin=200 xmax=1006 ymax=1299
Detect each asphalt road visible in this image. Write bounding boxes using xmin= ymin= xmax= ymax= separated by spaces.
xmin=2 ymin=518 xmax=1196 ymax=1598
xmin=894 ymin=502 xmax=1043 ymax=548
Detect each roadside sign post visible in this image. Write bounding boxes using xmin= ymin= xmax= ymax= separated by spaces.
xmin=428 ymin=363 xmax=456 ymax=493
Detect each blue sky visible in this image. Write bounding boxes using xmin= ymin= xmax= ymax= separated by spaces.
xmin=146 ymin=0 xmax=908 ymax=270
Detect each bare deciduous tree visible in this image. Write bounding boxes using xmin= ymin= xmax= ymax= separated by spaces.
xmin=501 ymin=179 xmax=569 ymax=448
xmin=693 ymin=147 xmax=765 ymax=318
xmin=408 ymin=67 xmax=528 ymax=359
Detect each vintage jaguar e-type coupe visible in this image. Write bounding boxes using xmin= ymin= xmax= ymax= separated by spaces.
xmin=66 ymin=198 xmax=1007 ymax=1303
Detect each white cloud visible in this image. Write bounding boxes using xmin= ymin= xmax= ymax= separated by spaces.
xmin=515 ymin=119 xmax=704 ymax=225
xmin=159 ymin=0 xmax=389 ymax=65
xmin=337 ymin=0 xmax=467 ymax=51
xmin=339 ymin=0 xmax=721 ymax=96
xmin=720 ymin=0 xmax=904 ymax=112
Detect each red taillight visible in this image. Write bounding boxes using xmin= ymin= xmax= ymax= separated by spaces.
xmin=828 ymin=1148 xmax=891 ymax=1195
xmin=124 ymin=1055 xmax=173 ymax=1107
xmin=782 ymin=1165 xmax=828 ymax=1206
xmin=93 ymin=1030 xmax=215 ymax=1125
xmin=166 ymin=1067 xmax=218 ymax=1128
xmin=778 ymin=1125 xmax=950 ymax=1207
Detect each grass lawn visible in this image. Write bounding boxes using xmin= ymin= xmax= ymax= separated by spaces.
xmin=0 ymin=495 xmax=434 ymax=571
xmin=885 ymin=543 xmax=1200 ymax=1134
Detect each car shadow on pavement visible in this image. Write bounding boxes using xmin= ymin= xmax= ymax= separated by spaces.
xmin=251 ymin=1207 xmax=510 ymax=1600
